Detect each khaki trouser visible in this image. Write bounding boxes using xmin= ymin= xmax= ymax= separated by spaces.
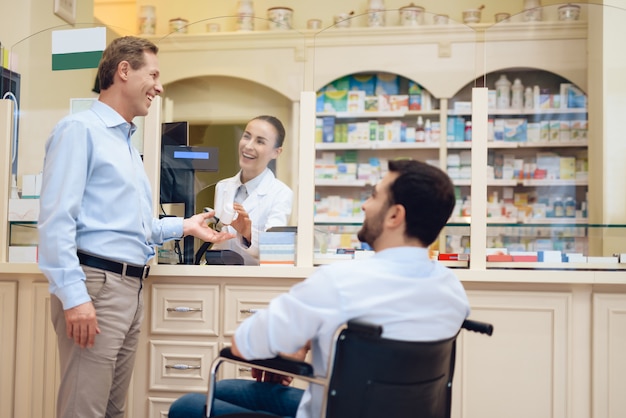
xmin=51 ymin=265 xmax=144 ymax=418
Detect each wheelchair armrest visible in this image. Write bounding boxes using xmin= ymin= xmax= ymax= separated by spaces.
xmin=462 ymin=319 xmax=494 ymax=336
xmin=219 ymin=347 xmax=315 ymax=377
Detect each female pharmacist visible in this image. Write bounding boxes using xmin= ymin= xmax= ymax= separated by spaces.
xmin=211 ymin=115 xmax=293 ymax=265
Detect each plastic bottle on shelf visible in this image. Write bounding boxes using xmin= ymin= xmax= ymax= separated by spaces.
xmin=415 ymin=116 xmax=425 ymax=141
xmin=511 ymin=78 xmax=524 ymax=110
xmin=424 ymin=118 xmax=432 ymax=142
xmin=464 ymin=120 xmax=472 ymax=141
xmin=565 ymin=196 xmax=576 ymax=217
xmin=495 ymin=74 xmax=511 ymax=109
xmin=553 ymin=196 xmax=565 ymax=217
xmin=524 ymin=86 xmax=534 ymax=110
xmin=236 ymin=0 xmax=255 ymax=31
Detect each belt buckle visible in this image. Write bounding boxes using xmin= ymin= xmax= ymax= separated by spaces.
xmin=142 ymin=265 xmax=150 ymax=279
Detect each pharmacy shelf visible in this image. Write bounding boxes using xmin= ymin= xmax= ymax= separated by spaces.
xmin=485 ymin=179 xmax=588 ymax=186
xmin=315 ymin=142 xmax=441 ymax=150
xmin=317 ymin=110 xmax=441 ymax=119
xmin=314 ymin=215 xmax=364 ymax=224
xmin=449 ymin=108 xmax=588 ymax=116
xmin=315 ymin=179 xmax=370 ymax=187
xmin=487 ymin=140 xmax=588 ymax=148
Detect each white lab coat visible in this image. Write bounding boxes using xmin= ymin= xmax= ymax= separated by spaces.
xmin=212 ymin=169 xmax=293 ymax=265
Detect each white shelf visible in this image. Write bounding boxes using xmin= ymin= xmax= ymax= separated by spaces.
xmin=450 ymin=108 xmax=587 ymax=116
xmin=315 ymin=141 xmax=440 ymax=150
xmin=486 ymin=179 xmax=588 ymax=186
xmin=315 ymin=179 xmax=370 ymax=187
xmin=488 ymin=140 xmax=588 ymax=148
xmin=317 ymin=110 xmax=440 ymax=119
xmin=314 ymin=215 xmax=364 ymax=224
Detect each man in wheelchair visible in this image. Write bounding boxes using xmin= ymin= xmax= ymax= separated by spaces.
xmin=169 ymin=159 xmax=471 ymax=418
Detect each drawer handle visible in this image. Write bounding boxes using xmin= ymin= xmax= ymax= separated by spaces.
xmin=238 ymin=367 xmax=252 ymax=372
xmin=167 ymin=306 xmax=202 ymax=313
xmin=240 ymin=309 xmax=258 ymax=314
xmin=165 ymin=364 xmax=201 ymax=370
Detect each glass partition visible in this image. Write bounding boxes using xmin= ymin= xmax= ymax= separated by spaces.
xmin=311 ymin=10 xmax=479 ymax=267
xmin=1 ymin=16 xmax=307 ymax=267
xmin=149 ymin=16 xmax=306 ymax=265
xmin=480 ymin=3 xmax=626 ymax=269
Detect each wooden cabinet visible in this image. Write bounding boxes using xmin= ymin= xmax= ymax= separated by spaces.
xmin=0 ymin=281 xmax=17 ymax=418
xmin=132 ymin=274 xmax=298 ymax=418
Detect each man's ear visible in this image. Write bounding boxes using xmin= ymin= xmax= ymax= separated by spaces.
xmin=118 ymin=61 xmax=130 ymax=81
xmin=386 ymin=204 xmax=405 ymax=228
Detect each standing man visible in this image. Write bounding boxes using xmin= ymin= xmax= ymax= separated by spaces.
xmin=169 ymin=159 xmax=471 ymax=418
xmin=38 ymin=36 xmax=233 ymax=418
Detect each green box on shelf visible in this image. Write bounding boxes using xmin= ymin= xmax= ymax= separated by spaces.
xmin=324 ymin=90 xmax=348 ymax=112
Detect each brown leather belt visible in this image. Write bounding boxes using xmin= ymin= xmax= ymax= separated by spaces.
xmin=77 ymin=251 xmax=150 ymax=279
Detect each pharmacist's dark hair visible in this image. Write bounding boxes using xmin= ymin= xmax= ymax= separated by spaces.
xmin=98 ymin=36 xmax=159 ymax=91
xmin=387 ymin=159 xmax=455 ymax=246
xmin=251 ymin=115 xmax=286 ymax=148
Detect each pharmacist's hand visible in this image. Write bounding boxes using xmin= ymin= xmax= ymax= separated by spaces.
xmin=64 ymin=301 xmax=101 ymax=348
xmin=231 ymin=203 xmax=252 ymax=243
xmin=185 ymin=212 xmax=235 ymax=243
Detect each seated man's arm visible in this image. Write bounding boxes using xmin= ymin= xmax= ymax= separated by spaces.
xmin=230 ymin=336 xmax=310 ymax=386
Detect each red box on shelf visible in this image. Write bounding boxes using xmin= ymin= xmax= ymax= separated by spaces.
xmin=486 ymin=254 xmax=514 ymax=262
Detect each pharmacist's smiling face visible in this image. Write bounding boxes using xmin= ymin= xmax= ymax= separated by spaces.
xmin=238 ymin=119 xmax=282 ymax=181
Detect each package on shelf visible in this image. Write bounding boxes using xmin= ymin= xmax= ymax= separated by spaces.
xmin=347 ymin=122 xmax=370 ymax=143
xmin=409 ymin=94 xmax=421 ymax=110
xmin=566 ymin=85 xmax=587 ymax=108
xmin=375 ymin=73 xmax=399 ymax=95
xmin=570 ymin=118 xmax=588 ymax=141
xmin=336 ymin=162 xmax=358 ymax=180
xmin=21 ymin=173 xmax=42 ymax=198
xmin=527 ymin=122 xmax=541 ymax=142
xmin=503 ymin=118 xmax=527 ymax=142
xmin=8 ymin=198 xmax=40 ymax=221
xmin=314 ymin=163 xmax=336 ymax=180
xmin=548 ymin=120 xmax=561 ymax=142
xmin=319 ymin=116 xmax=334 ymax=142
xmin=364 ymin=96 xmax=378 ymax=111
xmin=8 ymin=246 xmax=38 ymax=263
xmin=347 ymin=90 xmax=365 ymax=113
xmin=388 ymin=95 xmax=408 ymax=111
xmin=323 ymin=90 xmax=348 ymax=112
xmin=536 ymin=152 xmax=561 ymax=179
xmin=327 ymin=75 xmax=350 ymax=91
xmin=488 ymin=90 xmax=497 ymax=110
xmin=349 ymin=74 xmax=376 ymax=95
xmin=316 ymin=91 xmax=325 ymax=112
xmin=378 ymin=94 xmax=391 ymax=112
xmin=447 ymin=116 xmax=465 ymax=142
xmin=453 ymin=101 xmax=472 ymax=113
xmin=259 ymin=231 xmax=296 ymax=267
xmin=559 ymin=157 xmax=576 ymax=179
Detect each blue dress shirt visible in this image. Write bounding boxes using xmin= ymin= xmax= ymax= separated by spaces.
xmin=38 ymin=101 xmax=183 ymax=309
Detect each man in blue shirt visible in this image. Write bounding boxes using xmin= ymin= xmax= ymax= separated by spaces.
xmin=38 ymin=36 xmax=233 ymax=418
xmin=169 ymin=159 xmax=470 ymax=418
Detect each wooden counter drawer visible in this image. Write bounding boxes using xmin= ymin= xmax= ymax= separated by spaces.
xmin=151 ymin=284 xmax=219 ymax=336
xmin=149 ymin=340 xmax=218 ymax=392
xmin=147 ymin=396 xmax=176 ymax=418
xmin=223 ymin=285 xmax=291 ymax=336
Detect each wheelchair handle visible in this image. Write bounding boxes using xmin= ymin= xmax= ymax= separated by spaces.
xmin=462 ymin=319 xmax=494 ymax=336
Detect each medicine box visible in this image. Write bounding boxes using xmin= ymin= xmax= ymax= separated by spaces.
xmin=375 ymin=73 xmax=399 ymax=95
xmin=324 ymin=90 xmax=348 ymax=112
xmin=549 ymin=120 xmax=561 ymax=142
xmin=349 ymin=74 xmax=376 ymax=95
xmin=347 ymin=90 xmax=365 ymax=113
xmin=559 ymin=120 xmax=571 ymax=142
xmin=388 ymin=95 xmax=409 ymax=111
xmin=9 ymin=198 xmax=40 ymax=221
xmin=503 ymin=118 xmax=527 ymax=142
